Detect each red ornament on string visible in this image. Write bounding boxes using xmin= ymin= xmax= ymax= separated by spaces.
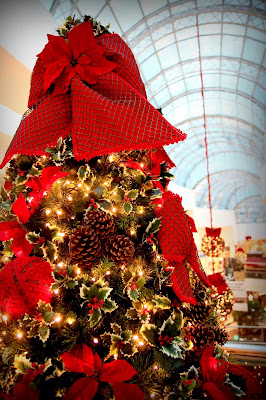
xmin=156 ymin=191 xmax=210 ymax=304
xmin=201 ymin=227 xmax=225 ymax=258
xmin=0 ymin=257 xmax=53 ymax=319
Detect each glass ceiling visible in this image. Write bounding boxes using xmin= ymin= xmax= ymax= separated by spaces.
xmin=42 ymin=0 xmax=265 ymax=223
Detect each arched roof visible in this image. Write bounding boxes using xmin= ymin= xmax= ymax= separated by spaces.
xmin=43 ymin=0 xmax=265 ymax=223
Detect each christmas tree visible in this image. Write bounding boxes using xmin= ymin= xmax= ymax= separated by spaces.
xmin=0 ymin=16 xmax=262 ymax=400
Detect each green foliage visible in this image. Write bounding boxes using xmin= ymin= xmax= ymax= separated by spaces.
xmin=140 ymin=324 xmax=157 ymax=346
xmin=146 ymin=217 xmax=161 ymax=234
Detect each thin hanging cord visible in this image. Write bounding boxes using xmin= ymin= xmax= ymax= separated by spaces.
xmin=196 ymin=15 xmax=213 ymax=231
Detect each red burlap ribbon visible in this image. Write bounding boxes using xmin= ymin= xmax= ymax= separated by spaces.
xmin=0 ymin=22 xmax=186 ymax=168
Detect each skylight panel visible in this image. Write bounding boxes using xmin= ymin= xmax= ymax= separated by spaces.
xmin=137 ymin=45 xmax=155 ymax=63
xmin=154 ymin=33 xmax=175 ymax=51
xmin=140 ymin=54 xmax=162 ymax=81
xmin=238 ymin=78 xmax=255 ymax=95
xmin=169 ymin=80 xmax=186 ymax=97
xmin=77 ymin=0 xmax=105 ymax=18
xmin=242 ymin=38 xmax=265 ymax=64
xmin=178 ymin=37 xmax=199 ymax=61
xmin=220 ymin=74 xmax=238 ymax=90
xmin=222 ymin=35 xmax=244 ymax=58
xmin=110 ymin=0 xmax=142 ymax=32
xmin=154 ymin=87 xmax=171 ymax=105
xmin=200 ymin=35 xmax=221 ymax=57
xmin=158 ymin=43 xmax=179 ymax=69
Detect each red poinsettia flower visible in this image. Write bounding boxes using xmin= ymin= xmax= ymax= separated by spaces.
xmin=61 ymin=343 xmax=145 ymax=400
xmin=37 ymin=21 xmax=116 ymax=96
xmin=200 ymin=346 xmax=235 ymax=400
xmin=26 ymin=166 xmax=68 ymax=208
xmin=4 ymin=181 xmax=13 ymax=192
xmin=227 ymin=363 xmax=262 ymax=399
xmin=0 ymin=194 xmax=33 ymax=257
xmin=12 ymin=364 xmax=45 ymax=400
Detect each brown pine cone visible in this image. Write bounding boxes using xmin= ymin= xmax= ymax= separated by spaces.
xmin=69 ymin=225 xmax=102 ymax=268
xmin=84 ymin=210 xmax=116 ymax=240
xmin=183 ymin=300 xmax=212 ymax=323
xmin=104 ymin=235 xmax=134 ymax=265
xmin=135 ymin=241 xmax=156 ymax=263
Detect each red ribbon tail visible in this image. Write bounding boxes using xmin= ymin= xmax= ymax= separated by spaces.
xmin=171 ymin=260 xmax=197 ymax=305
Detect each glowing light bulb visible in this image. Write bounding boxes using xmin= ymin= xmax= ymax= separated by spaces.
xmin=138 ymin=270 xmax=143 ymax=277
xmin=112 ymin=207 xmax=116 ymax=213
xmin=139 ymin=207 xmax=144 ymax=214
xmin=85 ymin=193 xmax=89 ymax=197
xmin=104 ymin=181 xmax=108 ymax=186
xmin=55 ymin=315 xmax=61 ymax=323
xmin=56 ymin=210 xmax=62 ymax=216
xmin=86 ymin=187 xmax=90 ymax=191
xmin=150 ymin=394 xmax=156 ymax=398
xmin=77 ymin=183 xmax=82 ymax=188
xmin=106 ymin=271 xmax=110 ymax=276
xmin=16 ymin=332 xmax=23 ymax=339
xmin=76 ymin=268 xmax=81 ymax=275
xmin=140 ymin=163 xmax=144 ymax=168
xmin=130 ymin=230 xmax=136 ymax=236
xmin=109 ymin=155 xmax=114 ymax=162
xmin=120 ymin=265 xmax=125 ymax=270
xmin=92 ymin=277 xmax=96 ymax=282
xmin=46 ymin=209 xmax=51 ymax=215
xmin=158 ymin=204 xmax=162 ymax=208
xmin=45 ymin=223 xmax=50 ymax=227
xmin=42 ymin=155 xmax=46 ymax=159
xmin=57 ymin=180 xmax=61 ymax=184
xmin=54 ymin=289 xmax=59 ymax=295
xmin=67 ymin=196 xmax=72 ymax=201
xmin=66 ymin=180 xmax=70 ymax=184
xmin=133 ymin=335 xmax=139 ymax=341
xmin=93 ymin=338 xmax=99 ymax=344
xmin=43 ymin=191 xmax=47 ymax=196
xmin=58 ymin=262 xmax=64 ymax=268
xmin=59 ymin=232 xmax=65 ymax=237
xmin=67 ymin=318 xmax=74 ymax=325
xmin=138 ymin=341 xmax=144 ymax=347
xmin=3 ymin=315 xmax=7 ymax=322
xmin=153 ymin=365 xmax=158 ymax=370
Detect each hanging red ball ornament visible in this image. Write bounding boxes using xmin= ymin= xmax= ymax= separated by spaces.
xmin=0 ymin=257 xmax=53 ymax=319
xmin=201 ymin=228 xmax=225 ymax=257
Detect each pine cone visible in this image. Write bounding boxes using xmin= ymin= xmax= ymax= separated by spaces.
xmin=135 ymin=241 xmax=156 ymax=263
xmin=84 ymin=210 xmax=116 ymax=240
xmin=69 ymin=225 xmax=102 ymax=268
xmin=104 ymin=235 xmax=134 ymax=265
xmin=185 ymin=322 xmax=228 ymax=354
xmin=184 ymin=301 xmax=212 ymax=323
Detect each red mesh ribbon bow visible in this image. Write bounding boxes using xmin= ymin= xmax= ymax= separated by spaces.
xmin=156 ymin=191 xmax=210 ymax=304
xmin=0 ymin=21 xmax=186 ymax=168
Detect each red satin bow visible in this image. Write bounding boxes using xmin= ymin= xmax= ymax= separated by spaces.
xmin=205 ymin=227 xmax=221 ymax=237
xmin=26 ymin=166 xmax=68 ymax=209
xmin=61 ymin=343 xmax=145 ymax=400
xmin=37 ymin=21 xmax=116 ymax=95
xmin=0 ymin=194 xmax=33 ymax=257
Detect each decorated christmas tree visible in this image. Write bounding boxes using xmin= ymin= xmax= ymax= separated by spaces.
xmin=0 ymin=16 xmax=262 ymax=400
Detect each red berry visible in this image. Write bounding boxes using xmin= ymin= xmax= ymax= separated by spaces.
xmin=158 ymin=335 xmax=163 ymax=341
xmin=121 ymin=341 xmax=124 ymax=345
xmin=167 ymin=339 xmax=171 ymax=344
xmin=93 ymin=297 xmax=98 ymax=303
xmin=160 ymin=341 xmax=164 ymax=346
xmin=99 ymin=300 xmax=104 ymax=305
xmin=93 ymin=304 xmax=98 ymax=309
xmin=164 ymin=335 xmax=169 ymax=340
xmin=88 ymin=303 xmax=92 ymax=308
xmin=89 ymin=309 xmax=93 ymax=314
xmin=116 ymin=343 xmax=120 ymax=348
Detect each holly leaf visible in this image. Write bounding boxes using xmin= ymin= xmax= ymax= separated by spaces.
xmin=39 ymin=325 xmax=50 ymax=343
xmin=146 ymin=218 xmax=161 ymax=234
xmin=65 ymin=279 xmax=78 ymax=289
xmin=89 ymin=308 xmax=102 ymax=327
xmin=98 ymin=199 xmax=112 ymax=212
xmin=160 ymin=339 xmax=183 ymax=359
xmin=127 ymin=190 xmax=138 ymax=200
xmin=43 ymin=312 xmax=54 ymax=324
xmin=102 ymin=298 xmax=117 ymax=313
xmin=78 ymin=166 xmax=90 ymax=181
xmin=127 ymin=287 xmax=139 ymax=301
xmin=124 ymin=202 xmax=132 ymax=214
xmin=28 ymin=323 xmax=40 ymax=338
xmin=111 ymin=323 xmax=122 ymax=335
xmin=98 ymin=287 xmax=112 ymax=301
xmin=26 ymin=232 xmax=41 ymax=244
xmin=101 ymin=333 xmax=112 ymax=345
xmin=37 ymin=301 xmax=53 ymax=314
xmin=28 ymin=166 xmax=39 ymax=176
xmin=14 ymin=355 xmax=32 ymax=374
xmin=172 ymin=309 xmax=183 ymax=330
xmin=112 ymin=187 xmax=125 ymax=202
xmin=153 ymin=349 xmax=175 ymax=373
xmin=136 ymin=277 xmax=146 ymax=288
xmin=121 ymin=343 xmax=136 ymax=357
xmin=80 ymin=284 xmax=99 ymax=300
xmin=126 ymin=308 xmax=138 ymax=319
xmin=122 ymin=330 xmax=132 ymax=343
xmin=140 ymin=324 xmax=157 ymax=346
xmin=154 ymin=296 xmax=171 ymax=310
xmin=159 ymin=316 xmax=179 ymax=338
xmin=122 ymin=268 xmax=132 ymax=284
xmin=42 ymin=240 xmax=57 ymax=263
